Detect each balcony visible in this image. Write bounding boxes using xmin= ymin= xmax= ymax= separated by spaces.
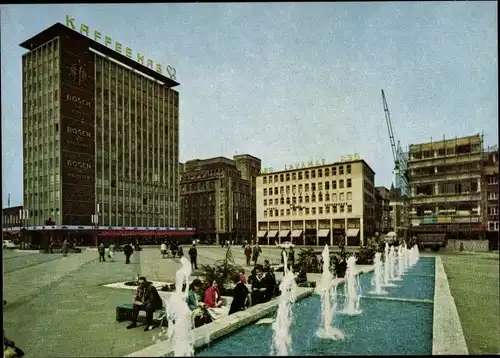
xmin=410 ymin=172 xmax=481 ymax=183
xmin=408 ymin=152 xmax=482 ymax=168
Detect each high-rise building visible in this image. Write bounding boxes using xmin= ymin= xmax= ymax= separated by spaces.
xmin=20 ymin=22 xmax=180 ymax=227
xmin=482 ymin=147 xmax=499 ymax=234
xmin=256 ymin=159 xmax=376 ymax=247
xmin=375 ymin=186 xmax=392 ymax=233
xmin=180 ymin=155 xmax=260 ymax=244
xmin=408 ymin=134 xmax=484 ymax=238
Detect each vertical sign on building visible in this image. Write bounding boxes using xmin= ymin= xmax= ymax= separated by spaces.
xmin=59 ymin=34 xmax=95 ymax=225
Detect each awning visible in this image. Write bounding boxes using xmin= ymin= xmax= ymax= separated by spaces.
xmin=279 ymin=230 xmax=290 ymax=237
xmin=257 ymin=230 xmax=268 ymax=238
xmin=318 ymin=229 xmax=330 ymax=237
xmin=346 ymin=229 xmax=360 ymax=237
xmin=268 ymin=230 xmax=279 ymax=238
xmin=291 ymin=230 xmax=303 ymax=238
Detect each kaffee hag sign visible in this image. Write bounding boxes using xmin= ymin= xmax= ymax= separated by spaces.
xmin=64 ymin=15 xmax=177 ymax=81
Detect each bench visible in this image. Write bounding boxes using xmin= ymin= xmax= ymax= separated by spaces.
xmin=116 ymin=303 xmax=167 ymax=326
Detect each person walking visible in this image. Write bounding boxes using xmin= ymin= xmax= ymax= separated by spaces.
xmin=123 ymin=242 xmax=134 ymax=264
xmin=61 ymin=239 xmax=69 ymax=257
xmin=108 ymin=243 xmax=115 ymax=262
xmin=160 ymin=242 xmax=167 ymax=259
xmin=252 ymin=244 xmax=262 ymax=266
xmin=189 ymin=243 xmax=198 ymax=270
xmin=98 ymin=243 xmax=106 ymax=262
xmin=244 ymin=244 xmax=252 ymax=266
xmin=288 ymin=247 xmax=295 ymax=270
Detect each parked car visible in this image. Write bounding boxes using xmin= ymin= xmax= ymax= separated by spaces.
xmin=278 ymin=241 xmax=295 ymax=249
xmin=3 ymin=240 xmax=18 ymax=249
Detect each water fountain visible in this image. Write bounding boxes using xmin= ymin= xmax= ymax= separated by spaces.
xmin=271 ymin=251 xmax=298 ymax=356
xmin=339 ymin=255 xmax=363 ymax=315
xmin=414 ymin=244 xmax=420 ymax=263
xmin=154 ymin=257 xmax=194 ymax=356
xmin=390 ymin=246 xmax=402 ymax=281
xmin=397 ymin=245 xmax=406 ymax=278
xmin=315 ymin=245 xmax=345 ymax=340
xmin=382 ymin=243 xmax=396 ymax=288
xmin=404 ymin=242 xmax=410 ymax=270
xmin=369 ymin=252 xmax=388 ymax=295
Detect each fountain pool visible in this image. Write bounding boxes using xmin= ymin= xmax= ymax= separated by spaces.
xmin=197 ymin=257 xmax=435 ymax=356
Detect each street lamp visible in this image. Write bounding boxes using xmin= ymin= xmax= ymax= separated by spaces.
xmin=235 ymin=211 xmax=239 ymax=244
xmin=19 ymin=209 xmax=29 ymax=249
xmin=91 ymin=203 xmax=100 ymax=246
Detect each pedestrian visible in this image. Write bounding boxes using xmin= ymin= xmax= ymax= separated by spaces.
xmin=244 ymin=244 xmax=252 ymax=266
xmin=288 ymin=247 xmax=295 ymax=270
xmin=228 ymin=272 xmax=251 ymax=315
xmin=189 ymin=243 xmax=198 ymax=270
xmin=123 ymin=242 xmax=134 ymax=264
xmin=160 ymin=242 xmax=167 ymax=258
xmin=98 ymin=242 xmax=106 ymax=262
xmin=252 ymin=244 xmax=262 ymax=266
xmin=62 ymin=239 xmax=69 ymax=257
xmin=178 ymin=245 xmax=184 ymax=258
xmin=108 ymin=242 xmax=115 ymax=261
xmin=48 ymin=239 xmax=54 ymax=254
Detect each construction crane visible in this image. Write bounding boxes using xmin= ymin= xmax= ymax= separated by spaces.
xmin=381 ymin=89 xmax=409 ymax=196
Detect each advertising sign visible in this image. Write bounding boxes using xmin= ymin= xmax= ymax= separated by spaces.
xmin=60 ymin=38 xmax=95 ymax=225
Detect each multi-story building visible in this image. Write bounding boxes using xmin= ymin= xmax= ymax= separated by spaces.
xmin=408 ymin=134 xmax=484 ymax=239
xmin=375 ymin=186 xmax=392 ymax=233
xmin=483 ymin=147 xmax=499 ymax=233
xmin=2 ymin=206 xmax=24 ymax=229
xmin=388 ymin=186 xmax=408 ymax=237
xmin=20 ymin=22 xmax=180 ymax=227
xmin=180 ymin=155 xmax=260 ymax=245
xmin=256 ymin=159 xmax=376 ymax=247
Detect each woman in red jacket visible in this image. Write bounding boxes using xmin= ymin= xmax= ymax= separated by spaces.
xmin=204 ymin=279 xmax=223 ymax=308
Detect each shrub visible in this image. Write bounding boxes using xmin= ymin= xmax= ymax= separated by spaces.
xmin=199 ymin=247 xmax=243 ymax=291
xmin=296 ymin=248 xmax=321 ymax=273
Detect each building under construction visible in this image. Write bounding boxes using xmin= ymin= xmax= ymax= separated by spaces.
xmin=408 ymin=134 xmax=485 ymax=239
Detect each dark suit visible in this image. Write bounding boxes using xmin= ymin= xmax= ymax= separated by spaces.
xmin=132 ymin=282 xmax=163 ymax=326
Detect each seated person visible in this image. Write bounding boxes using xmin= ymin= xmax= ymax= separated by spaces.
xmin=126 ymin=276 xmax=163 ymax=331
xmin=186 ymin=279 xmax=212 ymax=328
xmin=238 ymin=268 xmax=248 ymax=284
xmin=251 ymin=265 xmax=270 ymax=305
xmin=228 ymin=273 xmax=252 ymax=315
xmin=294 ymin=264 xmax=308 ymax=285
xmin=204 ymin=279 xmax=223 ymax=308
xmin=247 ymin=267 xmax=257 ymax=285
xmin=335 ymin=256 xmax=347 ymax=278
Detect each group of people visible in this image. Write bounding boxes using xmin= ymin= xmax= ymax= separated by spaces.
xmin=160 ymin=241 xmax=184 ymax=259
xmin=97 ymin=242 xmax=135 ymax=264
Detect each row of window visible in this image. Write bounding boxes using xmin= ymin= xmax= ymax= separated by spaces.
xmin=264 ymin=192 xmax=353 ymax=206
xmin=262 ymin=165 xmax=352 ymax=184
xmin=264 ymin=180 xmax=352 ymax=196
xmin=264 ymin=204 xmax=353 ymax=218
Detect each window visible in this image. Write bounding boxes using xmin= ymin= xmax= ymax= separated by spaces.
xmin=274 ymin=198 xmax=278 ymax=205
xmin=298 ymin=172 xmax=303 ymax=180
xmin=325 ymin=182 xmax=330 ymax=190
xmin=269 ymin=210 xmax=273 ymax=217
xmin=269 ymin=176 xmax=273 ymax=183
xmin=286 ymin=186 xmax=290 ymax=194
xmin=339 ymin=193 xmax=345 ymax=201
xmin=340 ymin=205 xmax=345 ymax=213
xmin=286 ymin=197 xmax=290 ymax=204
xmin=263 ymin=189 xmax=267 ymax=196
xmin=286 ymin=173 xmax=290 ymax=181
xmin=347 ymin=205 xmax=352 ymax=213
xmin=489 ymin=176 xmax=499 ymax=185
xmin=311 ymin=170 xmax=316 ymax=179
xmin=263 ymin=177 xmax=267 ymax=184
xmin=305 ymin=184 xmax=310 ymax=192
xmin=318 ymin=183 xmax=323 ymax=191
xmin=286 ymin=209 xmax=290 ymax=216
xmin=280 ymin=197 xmax=285 ymax=204
xmin=325 ymin=168 xmax=330 ymax=177
xmin=332 ymin=167 xmax=337 ymax=176
xmin=311 ymin=207 xmax=316 ymax=215
xmin=488 ymin=207 xmax=498 ymax=215
xmin=332 ymin=193 xmax=337 ymax=201
xmin=339 ymin=166 xmax=344 ymax=175
xmin=318 ymin=193 xmax=323 ymax=202
xmin=280 ymin=186 xmax=284 ymax=194
xmin=312 ymin=195 xmax=316 ymax=203
xmin=280 ymin=174 xmax=284 ymax=182
xmin=325 ymin=193 xmax=330 ymax=201
xmin=299 ymin=196 xmax=303 ymax=203
xmin=281 ymin=209 xmax=285 ymax=216
xmin=264 ymin=211 xmax=268 ymax=218
xmin=305 ymin=171 xmax=309 ymax=179
xmin=339 ymin=180 xmax=344 ymax=189
xmin=274 ymin=188 xmax=278 ymax=195
xmin=312 ymin=183 xmax=316 ymax=191
xmin=488 ymin=192 xmax=498 ymax=200
xmin=318 ymin=169 xmax=322 ymax=178
xmin=292 ymin=172 xmax=296 ymax=180
xmin=305 ymin=195 xmax=310 ymax=203
xmin=347 ymin=192 xmax=352 ymax=200
xmin=319 ymin=207 xmax=323 ymax=214
xmin=305 ymin=208 xmax=310 ymax=215
xmin=275 ymin=209 xmax=279 ymax=216
xmin=333 ymin=205 xmax=337 ymax=213
xmin=347 ymin=164 xmax=351 ymax=174
xmin=292 ymin=185 xmax=297 ymax=194
xmin=326 ymin=206 xmax=330 ymax=214
xmin=264 ymin=199 xmax=267 ymax=206
xmin=347 ymin=179 xmax=352 ymax=188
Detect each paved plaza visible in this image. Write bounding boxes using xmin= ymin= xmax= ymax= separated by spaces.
xmin=2 ymin=246 xmax=292 ymax=357
xmin=3 ymin=246 xmax=499 ymax=357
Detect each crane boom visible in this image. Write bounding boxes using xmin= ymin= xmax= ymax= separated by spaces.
xmin=381 ymin=89 xmax=398 ymax=165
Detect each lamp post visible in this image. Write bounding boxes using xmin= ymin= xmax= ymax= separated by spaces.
xmin=19 ymin=209 xmax=29 ymax=249
xmin=235 ymin=211 xmax=239 ymax=245
xmin=91 ymin=203 xmax=100 ymax=246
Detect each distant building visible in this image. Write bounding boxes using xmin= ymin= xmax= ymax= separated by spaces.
xmin=375 ymin=186 xmax=392 ymax=233
xmin=256 ymin=159 xmax=376 ymax=247
xmin=408 ymin=134 xmax=484 ymax=239
xmin=180 ymin=155 xmax=261 ymax=245
xmin=3 ymin=206 xmax=24 ymax=229
xmin=388 ymin=186 xmax=408 ymax=237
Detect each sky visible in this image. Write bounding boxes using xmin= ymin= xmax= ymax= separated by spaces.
xmin=1 ymin=2 xmax=498 ymax=207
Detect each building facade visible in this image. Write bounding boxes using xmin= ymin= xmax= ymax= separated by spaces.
xmin=388 ymin=186 xmax=408 ymax=237
xmin=180 ymin=155 xmax=261 ymax=245
xmin=375 ymin=186 xmax=392 ymax=233
xmin=2 ymin=206 xmax=24 ymax=229
xmin=483 ymin=147 xmax=499 ymax=233
xmin=408 ymin=134 xmax=484 ymax=238
xmin=21 ymin=23 xmax=180 ymax=227
xmin=256 ymin=159 xmax=376 ymax=247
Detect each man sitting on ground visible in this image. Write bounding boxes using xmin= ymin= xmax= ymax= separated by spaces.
xmin=126 ymin=277 xmax=163 ymax=331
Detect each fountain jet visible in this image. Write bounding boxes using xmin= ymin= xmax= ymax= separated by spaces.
xmin=271 ymin=251 xmax=298 ymax=356
xmin=315 ymin=245 xmax=345 ymax=340
xmin=369 ymin=252 xmax=388 ymax=295
xmin=339 ymin=255 xmax=363 ymax=315
xmin=382 ymin=243 xmax=396 ymax=288
xmin=154 ymin=257 xmax=194 ymax=356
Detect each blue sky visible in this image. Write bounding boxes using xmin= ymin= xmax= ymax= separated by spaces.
xmin=1 ymin=3 xmax=498 ymax=207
